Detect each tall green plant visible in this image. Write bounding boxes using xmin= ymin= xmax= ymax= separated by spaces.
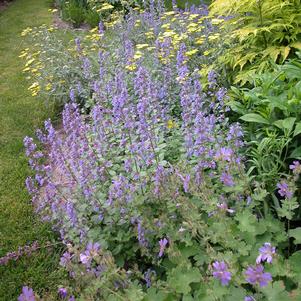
xmin=210 ymin=0 xmax=301 ymax=84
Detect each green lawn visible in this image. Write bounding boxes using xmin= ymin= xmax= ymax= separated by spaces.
xmin=0 ymin=0 xmax=64 ymax=300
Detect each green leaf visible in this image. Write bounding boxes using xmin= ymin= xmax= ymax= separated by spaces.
xmin=274 ymin=117 xmax=296 ymax=133
xmin=235 ymin=211 xmax=257 ymax=233
xmin=289 ymin=146 xmax=301 ymax=159
xmin=167 ymin=266 xmax=202 ymax=294
xmin=293 ymin=122 xmax=301 ymax=137
xmin=289 ymin=228 xmax=301 ymax=244
xmin=261 ymin=281 xmax=290 ymax=301
xmin=240 ymin=113 xmax=270 ymax=124
xmin=143 ymin=288 xmax=174 ymax=301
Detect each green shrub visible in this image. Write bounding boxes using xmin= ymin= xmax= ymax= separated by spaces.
xmin=209 ymin=0 xmax=301 ymax=85
xmin=85 ymin=8 xmax=100 ymax=27
xmin=61 ymin=0 xmax=87 ymax=27
xmin=228 ymin=53 xmax=301 ymax=214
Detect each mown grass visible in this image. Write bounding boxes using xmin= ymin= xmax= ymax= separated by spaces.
xmin=0 ymin=0 xmax=65 ymax=300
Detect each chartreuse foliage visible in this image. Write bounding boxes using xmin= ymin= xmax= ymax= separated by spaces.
xmin=209 ymin=0 xmax=301 ymax=84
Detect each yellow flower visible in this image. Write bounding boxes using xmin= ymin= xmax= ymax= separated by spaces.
xmin=19 ymin=52 xmax=28 ymax=58
xmin=45 ymin=83 xmax=52 ymax=91
xmin=133 ymin=51 xmax=143 ymax=60
xmin=208 ymin=34 xmax=220 ymax=42
xmin=162 ymin=30 xmax=176 ymax=38
xmin=164 ymin=11 xmax=175 ymax=16
xmin=136 ymin=44 xmax=149 ymax=50
xmin=161 ymin=23 xmax=171 ymax=29
xmin=188 ymin=14 xmax=199 ymax=20
xmin=186 ymin=49 xmax=198 ymax=56
xmin=125 ymin=64 xmax=137 ymax=71
xmin=195 ymin=38 xmax=205 ymax=45
xmin=97 ymin=3 xmax=114 ymax=12
xmin=211 ymin=18 xmax=224 ymax=25
xmin=21 ymin=27 xmax=32 ymax=36
xmin=23 ymin=67 xmax=31 ymax=72
xmin=167 ymin=120 xmax=177 ymax=129
xmin=203 ymin=50 xmax=211 ymax=56
xmin=25 ymin=58 xmax=35 ymax=67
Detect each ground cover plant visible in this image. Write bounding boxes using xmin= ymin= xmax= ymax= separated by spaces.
xmin=16 ymin=1 xmax=301 ymax=300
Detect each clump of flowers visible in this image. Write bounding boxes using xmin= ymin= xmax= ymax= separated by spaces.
xmin=20 ymin=2 xmax=301 ymax=300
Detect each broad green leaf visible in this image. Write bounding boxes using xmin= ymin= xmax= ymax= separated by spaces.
xmin=288 ymin=251 xmax=301 ymax=284
xmin=143 ymin=288 xmax=174 ymax=301
xmin=261 ymin=281 xmax=290 ymax=301
xmin=289 ymin=228 xmax=301 ymax=244
xmin=282 ymin=117 xmax=296 ymax=132
xmin=293 ymin=122 xmax=301 ymax=137
xmin=235 ymin=211 xmax=257 ymax=233
xmin=274 ymin=117 xmax=296 ymax=132
xmin=240 ymin=113 xmax=270 ymax=124
xmin=289 ymin=146 xmax=301 ymax=159
xmin=167 ymin=266 xmax=201 ymax=294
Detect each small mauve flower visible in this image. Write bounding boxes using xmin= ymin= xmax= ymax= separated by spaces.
xmin=212 ymin=261 xmax=231 ymax=286
xmin=217 ymin=202 xmax=235 ymax=214
xmin=158 ymin=238 xmax=168 ymax=257
xmin=245 ymin=297 xmax=255 ymax=301
xmin=58 ymin=287 xmax=68 ymax=299
xmin=289 ymin=161 xmax=301 ymax=175
xmin=245 ymin=264 xmax=272 ymax=287
xmin=220 ymin=172 xmax=234 ymax=187
xmin=256 ymin=243 xmax=276 ymax=264
xmin=277 ymin=181 xmax=293 ymax=199
xmin=18 ymin=286 xmax=35 ymax=301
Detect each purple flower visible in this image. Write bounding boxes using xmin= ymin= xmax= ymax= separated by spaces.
xmin=60 ymin=252 xmax=72 ymax=267
xmin=158 ymin=238 xmax=168 ymax=258
xmin=214 ymin=147 xmax=233 ymax=162
xmin=245 ymin=264 xmax=272 ymax=287
xmin=277 ymin=181 xmax=293 ymax=199
xmin=289 ymin=161 xmax=301 ymax=175
xmin=80 ymin=242 xmax=101 ymax=266
xmin=256 ymin=243 xmax=276 ymax=264
xmin=144 ymin=269 xmax=156 ymax=287
xmin=217 ymin=202 xmax=235 ymax=214
xmin=18 ymin=286 xmax=35 ymax=301
xmin=245 ymin=297 xmax=255 ymax=301
xmin=212 ymin=261 xmax=231 ymax=286
xmin=58 ymin=287 xmax=68 ymax=299
xmin=220 ymin=172 xmax=234 ymax=187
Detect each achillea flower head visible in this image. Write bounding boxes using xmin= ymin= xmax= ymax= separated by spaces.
xmin=245 ymin=264 xmax=272 ymax=287
xmin=212 ymin=261 xmax=231 ymax=286
xmin=256 ymin=243 xmax=276 ymax=264
xmin=18 ymin=286 xmax=35 ymax=301
xmin=289 ymin=161 xmax=301 ymax=175
xmin=277 ymin=181 xmax=293 ymax=199
xmin=158 ymin=238 xmax=168 ymax=257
